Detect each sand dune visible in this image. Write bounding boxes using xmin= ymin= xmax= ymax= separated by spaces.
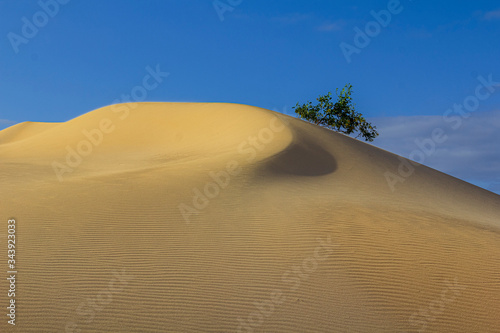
xmin=1 ymin=102 xmax=499 ymax=332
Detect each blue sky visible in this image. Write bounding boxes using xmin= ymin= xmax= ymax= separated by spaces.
xmin=0 ymin=0 xmax=499 ymax=193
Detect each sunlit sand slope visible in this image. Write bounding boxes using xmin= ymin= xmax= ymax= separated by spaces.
xmin=0 ymin=102 xmax=499 ymax=332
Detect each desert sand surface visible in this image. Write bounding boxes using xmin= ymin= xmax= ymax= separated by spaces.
xmin=0 ymin=102 xmax=499 ymax=332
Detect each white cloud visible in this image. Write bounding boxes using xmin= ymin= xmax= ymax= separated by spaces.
xmin=271 ymin=13 xmax=312 ymax=25
xmin=489 ymin=182 xmax=500 ymax=193
xmin=484 ymin=9 xmax=500 ymax=20
xmin=0 ymin=119 xmax=17 ymax=131
xmin=371 ymin=110 xmax=500 ymax=194
xmin=407 ymin=28 xmax=433 ymax=39
xmin=317 ymin=21 xmax=343 ymax=32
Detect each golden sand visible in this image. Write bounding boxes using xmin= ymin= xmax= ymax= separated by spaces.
xmin=1 ymin=103 xmax=498 ymax=332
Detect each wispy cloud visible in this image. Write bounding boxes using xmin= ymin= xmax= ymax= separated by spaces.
xmin=271 ymin=13 xmax=312 ymax=25
xmin=0 ymin=119 xmax=17 ymax=130
xmin=269 ymin=13 xmax=346 ymax=32
xmin=407 ymin=27 xmax=433 ymax=39
xmin=489 ymin=182 xmax=500 ymax=193
xmin=317 ymin=20 xmax=343 ymax=32
xmin=371 ymin=110 xmax=500 ymax=194
xmin=483 ymin=9 xmax=500 ymax=20
xmin=0 ymin=119 xmax=16 ymax=126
